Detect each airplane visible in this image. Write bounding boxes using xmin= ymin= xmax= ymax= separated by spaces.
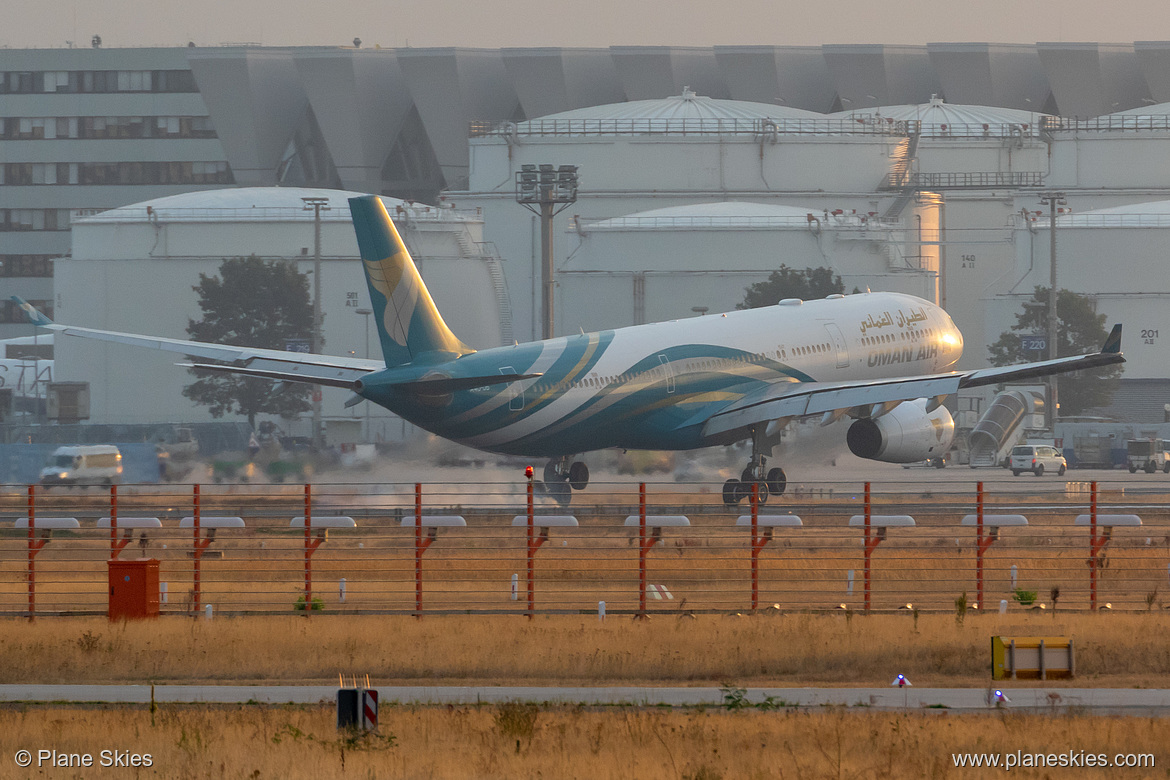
xmin=13 ymin=195 xmax=1125 ymax=505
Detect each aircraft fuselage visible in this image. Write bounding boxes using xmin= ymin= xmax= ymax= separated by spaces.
xmin=358 ymin=291 xmax=963 ymax=457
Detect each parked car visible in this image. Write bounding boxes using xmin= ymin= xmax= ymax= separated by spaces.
xmin=1010 ymin=444 xmax=1066 ymax=477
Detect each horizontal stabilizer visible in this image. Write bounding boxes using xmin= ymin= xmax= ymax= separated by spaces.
xmin=379 ymin=373 xmax=542 ymax=394
xmin=180 ymin=363 xmax=362 ymax=389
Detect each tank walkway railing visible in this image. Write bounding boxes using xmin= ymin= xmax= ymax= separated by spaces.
xmin=469 ymin=117 xmax=913 ymax=138
xmin=1041 ymin=115 xmax=1170 ymax=133
xmin=2 ymin=479 xmax=1167 ymax=618
xmin=881 ymin=171 xmax=1046 ymax=190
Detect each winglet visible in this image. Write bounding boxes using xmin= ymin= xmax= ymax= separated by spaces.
xmin=1102 ymin=324 xmax=1122 ymax=354
xmin=9 ymin=296 xmax=54 ymax=327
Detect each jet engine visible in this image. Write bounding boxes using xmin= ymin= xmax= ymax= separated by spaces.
xmin=845 ymin=399 xmax=955 ymax=463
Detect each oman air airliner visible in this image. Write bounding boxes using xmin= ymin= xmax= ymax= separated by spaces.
xmin=14 ymin=196 xmax=1124 ymax=505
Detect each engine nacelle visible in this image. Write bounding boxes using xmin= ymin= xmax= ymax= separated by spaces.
xmin=846 ymin=399 xmax=955 ymax=463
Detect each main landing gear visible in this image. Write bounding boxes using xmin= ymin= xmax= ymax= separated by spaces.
xmin=542 ymin=456 xmax=589 ymax=506
xmin=722 ymin=460 xmax=787 ymax=506
xmin=722 ymin=429 xmax=787 ymax=506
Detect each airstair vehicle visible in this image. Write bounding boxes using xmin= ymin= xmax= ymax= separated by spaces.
xmin=967 ymin=389 xmax=1045 ymax=468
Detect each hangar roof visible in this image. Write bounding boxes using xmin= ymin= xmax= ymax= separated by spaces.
xmin=830 ymin=96 xmax=1047 ymax=136
xmin=580 ymin=201 xmax=875 ymax=231
xmin=77 ymin=187 xmax=408 ymax=224
xmin=505 ymin=89 xmax=830 ymax=136
xmin=1108 ymin=101 xmax=1170 ymax=116
xmin=1054 ymin=198 xmax=1170 ymax=227
xmin=528 ymin=90 xmax=820 ymax=123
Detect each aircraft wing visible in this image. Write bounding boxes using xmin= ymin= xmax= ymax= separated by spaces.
xmin=12 ymin=296 xmax=379 ymax=388
xmin=702 ymin=324 xmax=1124 ymax=441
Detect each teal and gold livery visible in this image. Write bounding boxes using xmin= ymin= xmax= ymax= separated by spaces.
xmin=10 ymin=193 xmax=1125 ymax=503
xmin=349 ymin=196 xmax=473 ymax=367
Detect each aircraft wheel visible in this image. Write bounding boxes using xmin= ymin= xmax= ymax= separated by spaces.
xmin=722 ymin=479 xmax=742 ymax=506
xmin=543 ymin=461 xmax=561 ymax=484
xmin=766 ymin=467 xmax=787 ymax=497
xmin=756 ymin=481 xmax=770 ymax=506
xmin=741 ymin=467 xmax=756 ymax=483
xmin=568 ymin=461 xmax=590 ymax=491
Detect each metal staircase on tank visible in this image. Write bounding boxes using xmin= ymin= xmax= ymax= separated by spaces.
xmin=967 ymin=389 xmax=1044 ymax=467
xmin=454 ymin=225 xmax=514 ymax=347
xmin=879 ymin=131 xmax=921 ymax=220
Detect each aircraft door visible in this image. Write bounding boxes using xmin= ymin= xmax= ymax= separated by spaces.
xmin=500 ymin=365 xmax=525 ymax=411
xmin=657 ymin=354 xmax=676 ymax=394
xmin=824 ymin=323 xmax=850 ymax=369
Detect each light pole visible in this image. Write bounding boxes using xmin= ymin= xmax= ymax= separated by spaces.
xmin=356 ymin=307 xmax=372 ymax=442
xmin=1039 ymin=192 xmax=1066 ymax=432
xmin=302 ymin=196 xmax=330 ymax=449
xmin=516 ymin=164 xmax=579 ymax=340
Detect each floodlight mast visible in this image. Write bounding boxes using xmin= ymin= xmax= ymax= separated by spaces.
xmin=302 ymin=196 xmax=330 ymax=448
xmin=1039 ymin=192 xmax=1066 ymax=433
xmin=516 ymin=164 xmax=579 ymax=340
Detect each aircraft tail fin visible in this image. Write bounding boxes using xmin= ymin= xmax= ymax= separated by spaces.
xmin=1101 ymin=323 xmax=1123 ymax=354
xmin=348 ymin=196 xmax=474 ymax=367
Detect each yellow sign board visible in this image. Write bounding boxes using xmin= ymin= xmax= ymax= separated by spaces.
xmin=991 ymin=636 xmax=1074 ymax=680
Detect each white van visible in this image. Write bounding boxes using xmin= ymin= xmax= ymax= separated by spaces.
xmin=40 ymin=445 xmax=123 ymax=486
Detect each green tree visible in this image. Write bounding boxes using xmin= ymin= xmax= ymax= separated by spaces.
xmin=987 ymin=286 xmax=1121 ymax=416
xmin=737 ymin=265 xmax=844 ymax=310
xmin=182 ymin=257 xmax=314 ymax=429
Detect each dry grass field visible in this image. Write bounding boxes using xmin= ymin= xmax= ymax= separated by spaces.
xmin=3 ymin=612 xmax=1170 ymax=687
xmin=0 ymin=703 xmax=1165 ymax=779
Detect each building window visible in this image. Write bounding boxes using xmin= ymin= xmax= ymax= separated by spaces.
xmin=0 ymin=255 xmax=55 ymax=277
xmin=1 ymin=115 xmax=216 ymax=140
xmin=0 ymin=69 xmax=199 ymax=94
xmin=0 ymin=210 xmax=72 ymax=231
xmin=2 ymin=161 xmax=232 ymax=186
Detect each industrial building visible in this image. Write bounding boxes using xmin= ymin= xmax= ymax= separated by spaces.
xmin=54 ymin=187 xmax=508 ymax=442
xmin=6 ymin=42 xmax=1170 ymax=443
xmin=453 ymin=91 xmax=942 ymax=342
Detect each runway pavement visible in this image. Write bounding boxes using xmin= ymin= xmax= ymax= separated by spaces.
xmin=3 ymin=684 xmax=1170 ymax=713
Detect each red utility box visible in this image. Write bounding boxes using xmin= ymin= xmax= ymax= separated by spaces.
xmin=108 ymin=559 xmax=160 ymax=620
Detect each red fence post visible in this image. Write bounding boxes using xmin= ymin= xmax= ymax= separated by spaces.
xmin=750 ymin=482 xmax=759 ymax=611
xmin=27 ymin=485 xmax=36 ymax=621
xmin=638 ymin=482 xmax=647 ymax=617
xmin=976 ymin=481 xmax=984 ymax=612
xmin=110 ymin=484 xmax=118 ymax=560
xmin=863 ymin=481 xmax=872 ymax=613
xmin=304 ymin=483 xmax=312 ymax=616
xmin=193 ymin=483 xmax=201 ymax=613
xmin=1090 ymin=480 xmax=1099 ymax=611
xmin=527 ymin=476 xmax=535 ymax=619
xmin=415 ymin=482 xmax=423 ymax=617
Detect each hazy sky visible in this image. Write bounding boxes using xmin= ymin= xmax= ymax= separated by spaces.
xmin=2 ymin=0 xmax=1167 ymax=49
